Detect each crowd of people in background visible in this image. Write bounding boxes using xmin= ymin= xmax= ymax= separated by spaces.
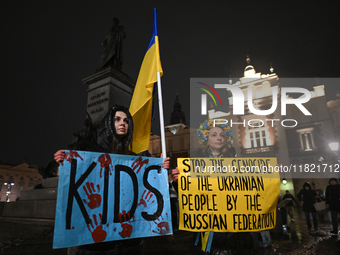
xmin=280 ymin=179 xmax=340 ymax=235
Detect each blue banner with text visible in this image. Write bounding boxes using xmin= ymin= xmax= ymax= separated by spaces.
xmin=53 ymin=150 xmax=172 ymax=249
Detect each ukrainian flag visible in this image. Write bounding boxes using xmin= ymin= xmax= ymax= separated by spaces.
xmin=129 ymin=9 xmax=163 ymax=154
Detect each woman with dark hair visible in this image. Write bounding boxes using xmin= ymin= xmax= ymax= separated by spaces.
xmin=55 ymin=105 xmax=135 ymax=160
xmin=54 ymin=105 xmax=169 ymax=255
xmin=172 ymin=119 xmax=256 ymax=254
xmin=96 ymin=105 xmax=135 ymax=154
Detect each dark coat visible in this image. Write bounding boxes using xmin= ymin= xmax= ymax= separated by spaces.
xmin=325 ymin=178 xmax=340 ymax=212
xmin=297 ymin=182 xmax=317 ymax=212
xmin=79 ymin=105 xmax=141 ymax=253
xmin=282 ymin=193 xmax=299 ymax=207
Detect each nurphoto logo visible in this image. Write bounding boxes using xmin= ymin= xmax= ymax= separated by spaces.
xmin=198 ymin=83 xmax=312 ymax=128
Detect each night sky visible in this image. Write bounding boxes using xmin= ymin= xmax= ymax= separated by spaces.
xmin=0 ymin=1 xmax=338 ymax=167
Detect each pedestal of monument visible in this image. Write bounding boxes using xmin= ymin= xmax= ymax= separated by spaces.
xmin=82 ymin=67 xmax=135 ymax=126
xmin=0 ymin=178 xmax=67 ymax=254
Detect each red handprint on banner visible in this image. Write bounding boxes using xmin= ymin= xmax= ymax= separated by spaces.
xmin=82 ymin=182 xmax=101 ymax=209
xmin=152 ymin=214 xmax=170 ymax=235
xmin=131 ymin=156 xmax=149 ymax=174
xmin=87 ymin=214 xmax=107 ymax=243
xmin=64 ymin=150 xmax=83 ymax=165
xmin=137 ymin=190 xmax=155 ymax=208
xmin=98 ymin=153 xmax=112 ymax=178
xmin=118 ymin=210 xmax=134 ymax=238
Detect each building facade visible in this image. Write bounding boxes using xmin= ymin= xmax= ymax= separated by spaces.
xmin=208 ymin=62 xmax=339 ymax=196
xmin=0 ymin=162 xmax=42 ymax=202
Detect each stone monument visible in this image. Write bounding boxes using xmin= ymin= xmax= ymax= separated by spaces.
xmin=83 ymin=17 xmax=134 ymax=126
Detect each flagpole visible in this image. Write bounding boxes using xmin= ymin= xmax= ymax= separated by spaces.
xmin=157 ymin=71 xmax=166 ymax=158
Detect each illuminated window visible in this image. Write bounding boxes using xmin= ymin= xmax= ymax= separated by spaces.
xmin=248 ymin=121 xmax=270 ymax=148
xmin=297 ymin=128 xmax=315 ymax=151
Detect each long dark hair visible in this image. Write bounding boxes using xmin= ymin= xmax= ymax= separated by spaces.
xmin=97 ymin=105 xmax=134 ymax=154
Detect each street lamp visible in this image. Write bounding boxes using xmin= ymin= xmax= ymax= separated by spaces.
xmin=3 ymin=179 xmax=14 ymax=202
xmin=3 ymin=180 xmax=14 ymax=186
xmin=329 ymin=141 xmax=340 ymax=164
xmin=329 ymin=142 xmax=339 ymax=152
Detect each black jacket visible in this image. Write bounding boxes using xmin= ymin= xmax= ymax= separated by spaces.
xmin=325 ymin=178 xmax=340 ymax=212
xmin=282 ymin=193 xmax=299 ymax=207
xmin=80 ymin=105 xmax=141 ymax=252
xmin=297 ymin=182 xmax=317 ymax=212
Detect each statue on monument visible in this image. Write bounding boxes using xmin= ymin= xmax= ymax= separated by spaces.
xmin=99 ymin=17 xmax=126 ymax=71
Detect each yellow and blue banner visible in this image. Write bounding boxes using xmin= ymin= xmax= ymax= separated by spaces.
xmin=129 ymin=8 xmax=163 ymax=154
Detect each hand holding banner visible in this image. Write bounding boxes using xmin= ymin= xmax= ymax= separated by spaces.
xmin=53 ymin=150 xmax=172 ymax=249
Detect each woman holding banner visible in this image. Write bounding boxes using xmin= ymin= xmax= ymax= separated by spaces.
xmin=172 ymin=119 xmax=256 ymax=254
xmin=195 ymin=119 xmax=236 ymax=158
xmin=55 ymin=105 xmax=169 ymax=255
